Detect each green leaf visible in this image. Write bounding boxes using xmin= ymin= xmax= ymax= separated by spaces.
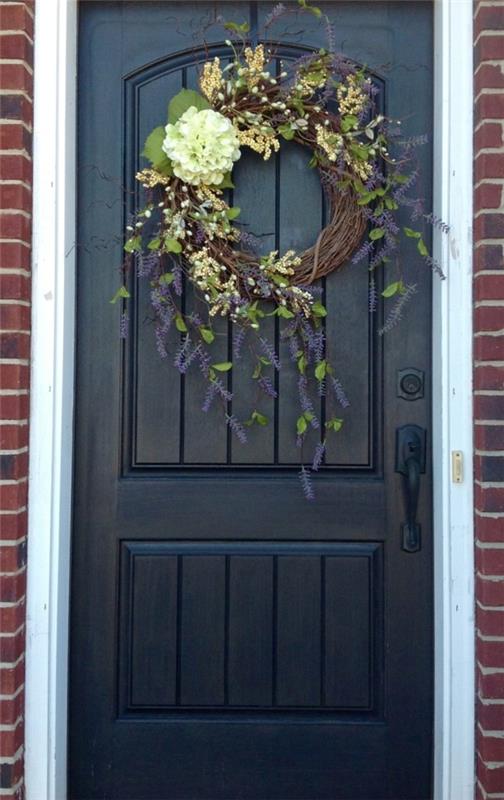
xmin=417 ymin=238 xmax=429 ymax=257
xmin=382 ymin=281 xmax=402 ymax=298
xmin=124 ymin=235 xmax=142 ymax=253
xmin=218 ymin=172 xmax=235 ymax=189
xmin=253 ymin=410 xmax=269 ymax=426
xmin=312 ymin=301 xmax=327 ymax=318
xmin=341 ymin=114 xmax=358 ymax=133
xmin=369 ymin=227 xmax=385 ymax=241
xmin=166 ymin=238 xmax=182 ymax=254
xmin=168 ymin=89 xmax=210 ymax=125
xmin=297 ymin=353 xmax=306 ymax=375
xmin=252 ymin=363 xmax=262 ymax=379
xmin=142 ymin=127 xmax=173 ymax=174
xmin=394 ymin=173 xmax=410 ymax=184
xmin=296 ymin=415 xmax=308 ymax=435
xmin=278 ymin=123 xmax=295 ymax=141
xmin=259 ymin=356 xmax=271 ymax=366
xmin=223 ymin=20 xmax=250 ymax=34
xmin=314 ymin=360 xmax=327 ymax=381
xmin=277 ymin=305 xmax=295 ymax=319
xmin=199 ymin=327 xmax=215 ymax=344
xmin=326 ymin=417 xmax=343 ymax=432
xmin=298 ymin=0 xmax=322 ymax=16
xmin=226 ymin=206 xmax=241 ymax=220
xmin=175 ymin=315 xmax=188 ymax=333
xmin=212 ymin=361 xmax=233 ymax=372
xmin=148 ymin=237 xmax=161 ymax=250
xmin=403 ymin=226 xmax=421 ymax=239
xmin=159 ymin=272 xmax=174 ymax=286
xmin=357 ymin=192 xmax=375 ymax=206
xmin=384 ymin=196 xmax=399 ymax=210
xmin=110 ymin=285 xmax=131 ymax=304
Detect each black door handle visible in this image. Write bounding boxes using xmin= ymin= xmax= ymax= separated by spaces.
xmin=395 ymin=425 xmax=426 ymax=553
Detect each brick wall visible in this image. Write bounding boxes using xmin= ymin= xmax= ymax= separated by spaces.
xmin=474 ymin=2 xmax=504 ymax=798
xmin=0 ymin=1 xmax=33 ymax=797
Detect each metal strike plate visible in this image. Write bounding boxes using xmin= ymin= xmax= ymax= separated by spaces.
xmin=452 ymin=450 xmax=463 ymax=483
xmin=397 ymin=368 xmax=424 ymax=401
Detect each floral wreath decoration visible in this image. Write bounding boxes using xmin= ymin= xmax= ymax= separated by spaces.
xmin=114 ymin=2 xmax=446 ymax=499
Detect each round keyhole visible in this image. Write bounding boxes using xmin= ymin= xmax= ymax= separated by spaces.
xmin=401 ymin=373 xmax=422 ymax=396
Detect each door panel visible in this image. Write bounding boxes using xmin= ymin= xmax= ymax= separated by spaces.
xmin=71 ymin=2 xmax=433 ymax=798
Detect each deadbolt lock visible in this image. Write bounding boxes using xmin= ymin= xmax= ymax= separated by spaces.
xmin=397 ymin=368 xmax=424 ymax=401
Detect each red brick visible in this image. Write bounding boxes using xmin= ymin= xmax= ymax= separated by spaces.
xmin=0 ymin=571 xmax=25 ymax=604
xmin=0 ymin=510 xmax=27 ymax=541
xmin=477 ymin=757 xmax=504 ymax=795
xmin=475 ymin=366 xmax=504 ymax=392
xmin=476 ymin=485 xmax=504 ymax=513
xmin=0 ymin=600 xmax=25 ymax=632
xmin=0 ymin=123 xmax=31 ymax=153
xmin=0 ymin=629 xmax=25 ymax=664
xmin=0 ymin=332 xmax=30 ymax=359
xmin=0 ymin=183 xmax=31 ymax=214
xmin=475 ymin=306 xmax=504 ymax=332
xmin=0 ymin=424 xmax=28 ymax=451
xmin=476 ymin=153 xmax=504 ymax=183
xmin=0 ymin=242 xmax=30 ymax=271
xmin=475 ymin=275 xmax=504 ymax=302
xmin=475 ymin=182 xmax=503 ymax=210
xmin=477 ymin=545 xmax=504 ymax=574
xmin=0 ymin=5 xmax=34 ymax=38
xmin=475 ymin=4 xmax=504 ymax=34
xmin=0 ymin=542 xmax=26 ymax=573
xmin=476 ymin=782 xmax=485 ymax=800
xmin=478 ymin=698 xmax=504 ymax=731
xmin=478 ymin=730 xmax=504 ymax=762
xmin=478 ymin=607 xmax=504 ymax=637
xmin=479 ymin=668 xmax=504 ymax=700
xmin=0 ymin=304 xmax=30 ymax=331
xmin=0 ymin=364 xmax=29 ymax=391
xmin=475 ymin=35 xmax=504 ymax=64
xmin=476 ymin=214 xmax=504 ymax=241
xmin=0 ymin=64 xmax=32 ymax=95
xmin=476 ymin=64 xmax=504 ymax=94
xmin=0 ymin=482 xmax=27 ymax=511
xmin=474 ymin=395 xmax=504 ymax=420
xmin=0 ymin=658 xmax=24 ymax=696
xmin=0 ymin=214 xmax=31 ymax=242
xmin=0 ymin=94 xmax=32 ymax=125
xmin=475 ymin=335 xmax=504 ymax=361
xmin=477 ymin=92 xmax=504 ymax=121
xmin=0 ymin=453 xmax=28 ymax=481
xmin=0 ymin=155 xmax=31 ymax=183
xmin=0 ymin=717 xmax=24 ymax=758
xmin=478 ymin=637 xmax=504 ymax=667
xmin=0 ymin=34 xmax=33 ymax=63
xmin=0 ymin=689 xmax=24 ymax=726
xmin=475 ymin=244 xmax=504 ymax=270
xmin=0 ymin=394 xmax=29 ymax=420
xmin=477 ymin=576 xmax=504 ymax=607
xmin=476 ymin=514 xmax=504 ymax=542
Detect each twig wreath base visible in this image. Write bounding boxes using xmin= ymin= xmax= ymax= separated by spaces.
xmin=114 ymin=2 xmax=446 ymax=499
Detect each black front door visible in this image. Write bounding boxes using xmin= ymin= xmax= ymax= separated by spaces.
xmin=70 ymin=3 xmax=434 ymax=798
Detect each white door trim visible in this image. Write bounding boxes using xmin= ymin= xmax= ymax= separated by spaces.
xmin=25 ymin=2 xmax=474 ymax=798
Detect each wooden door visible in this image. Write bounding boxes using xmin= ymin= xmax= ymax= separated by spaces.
xmin=70 ymin=2 xmax=434 ymax=798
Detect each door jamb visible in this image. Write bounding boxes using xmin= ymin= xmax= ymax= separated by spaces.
xmin=25 ymin=1 xmax=475 ymax=798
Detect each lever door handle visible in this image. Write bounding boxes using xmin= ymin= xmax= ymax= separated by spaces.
xmin=395 ymin=425 xmax=426 ymax=553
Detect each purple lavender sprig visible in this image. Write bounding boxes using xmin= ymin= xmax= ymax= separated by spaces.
xmin=312 ymin=441 xmax=326 ymax=472
xmin=225 ymin=414 xmax=247 ymax=444
xmin=299 ymin=466 xmax=315 ymax=501
xmin=259 ymin=337 xmax=281 ymax=371
xmin=379 ymin=284 xmax=418 ymax=335
xmin=331 ymin=377 xmax=350 ymax=409
xmin=119 ymin=312 xmax=129 ymax=339
xmin=258 ymin=376 xmax=278 ymax=398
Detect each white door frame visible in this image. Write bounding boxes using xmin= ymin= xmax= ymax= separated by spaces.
xmin=25 ymin=1 xmax=474 ymax=798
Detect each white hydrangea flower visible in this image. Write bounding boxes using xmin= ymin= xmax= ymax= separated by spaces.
xmin=162 ymin=106 xmax=241 ymax=186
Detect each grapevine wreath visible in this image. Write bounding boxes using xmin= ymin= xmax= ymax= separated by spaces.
xmin=114 ymin=2 xmax=445 ymax=498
